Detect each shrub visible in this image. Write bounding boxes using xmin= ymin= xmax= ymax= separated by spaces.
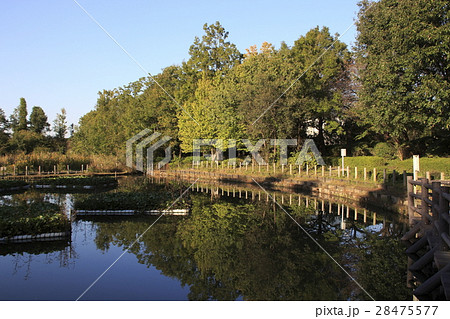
xmin=371 ymin=142 xmax=397 ymax=160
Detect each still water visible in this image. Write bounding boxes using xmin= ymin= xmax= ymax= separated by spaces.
xmin=0 ymin=177 xmax=411 ymax=300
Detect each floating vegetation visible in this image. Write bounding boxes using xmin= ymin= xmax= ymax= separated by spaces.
xmin=0 ymin=180 xmax=30 ymax=192
xmin=74 ymin=182 xmax=190 ymax=212
xmin=33 ymin=176 xmax=118 ymax=188
xmin=0 ymin=201 xmax=70 ymax=238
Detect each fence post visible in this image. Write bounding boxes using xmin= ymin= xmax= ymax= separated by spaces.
xmin=289 ymin=164 xmax=292 ymax=175
xmin=281 ymin=164 xmax=284 ymax=174
xmin=407 ymin=176 xmax=414 ymax=225
xmin=54 ymin=165 xmax=56 ymax=174
xmin=38 ymin=166 xmax=41 ymax=175
xmin=13 ymin=165 xmax=16 ymax=176
xmin=25 ymin=166 xmax=28 ymax=176
xmin=322 ymin=165 xmax=324 ymax=177
xmin=441 ymin=172 xmax=445 ymax=180
xmin=364 ymin=167 xmax=367 ymax=181
xmin=337 ymin=166 xmax=340 ymax=178
xmin=298 ymin=165 xmax=301 ymax=176
xmin=347 ymin=166 xmax=349 ymax=179
xmin=273 ymin=163 xmax=276 ymax=174
xmin=355 ymin=167 xmax=358 ymax=180
xmin=306 ymin=164 xmax=309 ymax=176
xmin=314 ymin=165 xmax=317 ymax=177
xmin=420 ymin=178 xmax=429 ymax=224
xmin=373 ymin=168 xmax=377 ymax=182
xmin=67 ymin=165 xmax=70 ymax=174
xmin=383 ymin=169 xmax=387 ymax=184
xmin=329 ymin=166 xmax=331 ymax=177
xmin=426 ymin=171 xmax=431 ymax=181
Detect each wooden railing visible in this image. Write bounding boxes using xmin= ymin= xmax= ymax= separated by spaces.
xmin=403 ymin=176 xmax=450 ymax=300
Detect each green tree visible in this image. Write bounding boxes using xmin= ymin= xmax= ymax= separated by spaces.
xmin=188 ymin=21 xmax=242 ymax=77
xmin=290 ymin=26 xmax=350 ymax=151
xmin=9 ymin=130 xmax=43 ymax=153
xmin=53 ymin=108 xmax=67 ymax=139
xmin=10 ymin=97 xmax=28 ymax=132
xmin=0 ymin=108 xmax=9 ymax=154
xmin=29 ymin=106 xmax=49 ymax=134
xmin=355 ymin=0 xmax=450 ymax=159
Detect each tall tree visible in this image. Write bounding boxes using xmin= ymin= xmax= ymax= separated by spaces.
xmin=188 ymin=21 xmax=242 ymax=77
xmin=355 ymin=0 xmax=450 ymax=159
xmin=29 ymin=106 xmax=49 ymax=134
xmin=0 ymin=108 xmax=9 ymax=154
xmin=10 ymin=97 xmax=28 ymax=132
xmin=53 ymin=108 xmax=67 ymax=139
xmin=289 ymin=26 xmax=350 ymax=151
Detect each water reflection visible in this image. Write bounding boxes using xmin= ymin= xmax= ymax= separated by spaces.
xmin=0 ymin=177 xmax=411 ymax=300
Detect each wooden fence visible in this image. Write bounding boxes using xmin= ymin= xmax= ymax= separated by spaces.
xmin=402 ymin=176 xmax=450 ymax=300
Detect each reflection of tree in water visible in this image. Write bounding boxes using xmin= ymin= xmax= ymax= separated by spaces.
xmin=93 ymin=194 xmax=354 ymax=300
xmin=1 ymin=240 xmax=74 ymax=280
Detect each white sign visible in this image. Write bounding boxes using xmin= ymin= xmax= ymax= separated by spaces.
xmin=340 ymin=149 xmax=347 ymax=157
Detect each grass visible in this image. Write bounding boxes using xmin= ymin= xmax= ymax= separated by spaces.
xmin=0 ymin=201 xmax=70 ymax=238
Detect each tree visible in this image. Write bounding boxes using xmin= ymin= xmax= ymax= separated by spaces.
xmin=290 ymin=26 xmax=350 ymax=151
xmin=355 ymin=0 xmax=450 ymax=159
xmin=29 ymin=106 xmax=49 ymax=134
xmin=188 ymin=21 xmax=242 ymax=77
xmin=53 ymin=108 xmax=67 ymax=139
xmin=10 ymin=97 xmax=28 ymax=132
xmin=0 ymin=108 xmax=9 ymax=154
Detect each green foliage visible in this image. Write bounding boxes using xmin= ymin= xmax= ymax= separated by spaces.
xmin=371 ymin=142 xmax=397 ymax=159
xmin=187 ymin=21 xmax=242 ymax=76
xmin=53 ymin=108 xmax=67 ymax=139
xmin=351 ymin=231 xmax=412 ymax=300
xmin=0 ymin=179 xmax=28 ymax=189
xmin=9 ymin=130 xmax=44 ymax=153
xmin=0 ymin=201 xmax=69 ymax=237
xmin=29 ymin=106 xmax=49 ymax=134
xmin=33 ymin=176 xmax=117 ymax=187
xmin=355 ymin=0 xmax=450 ymax=159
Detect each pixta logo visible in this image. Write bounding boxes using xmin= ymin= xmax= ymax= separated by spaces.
xmin=126 ymin=129 xmax=172 ymax=172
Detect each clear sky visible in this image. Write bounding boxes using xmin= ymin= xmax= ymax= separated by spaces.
xmin=0 ymin=0 xmax=361 ymax=126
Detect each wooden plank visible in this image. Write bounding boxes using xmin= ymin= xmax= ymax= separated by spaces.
xmin=414 ymin=263 xmax=450 ymax=297
xmin=434 ymin=251 xmax=450 ymax=270
xmin=442 ymin=192 xmax=450 ymax=201
xmin=441 ymin=274 xmax=450 ymax=300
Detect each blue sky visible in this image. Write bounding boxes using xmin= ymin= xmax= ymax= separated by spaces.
xmin=0 ymin=0 xmax=361 ymax=126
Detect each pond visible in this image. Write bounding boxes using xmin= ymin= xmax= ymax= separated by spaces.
xmin=0 ymin=176 xmax=412 ymax=301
